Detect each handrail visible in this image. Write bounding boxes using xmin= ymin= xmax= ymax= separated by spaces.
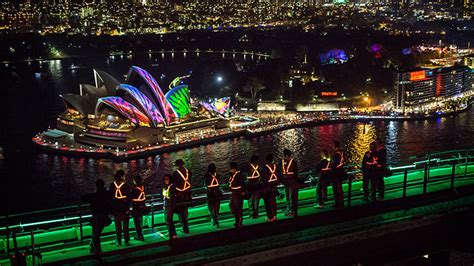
xmin=428 ymin=149 xmax=473 ymax=157
xmin=0 ymin=161 xmax=472 ymax=259
xmin=1 ymin=149 xmax=473 ymax=235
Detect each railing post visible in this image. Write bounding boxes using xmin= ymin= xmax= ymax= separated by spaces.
xmin=427 ymin=154 xmax=431 ymax=181
xmin=423 ymin=163 xmax=428 ymax=194
xmin=78 ymin=202 xmax=83 ymax=241
xmin=451 ymin=160 xmax=456 ymax=191
xmin=151 ymin=195 xmax=155 ymax=231
xmin=465 ymin=150 xmax=469 ymax=176
xmin=347 ymin=176 xmax=352 ymax=208
xmin=6 ymin=214 xmax=10 ymax=254
xmin=31 ymin=230 xmax=35 ymax=266
xmin=12 ymin=231 xmax=18 ymax=254
xmin=403 ymin=169 xmax=408 ymax=198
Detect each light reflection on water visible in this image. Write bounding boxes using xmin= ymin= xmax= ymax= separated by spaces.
xmin=345 ymin=123 xmax=377 ymax=167
xmin=28 ymin=109 xmax=474 ymax=213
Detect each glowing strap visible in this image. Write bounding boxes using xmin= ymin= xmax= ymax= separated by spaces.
xmin=176 ymin=168 xmax=191 ymax=192
xmin=229 ymin=171 xmax=241 ymax=190
xmin=162 ymin=185 xmax=171 ymax=199
xmin=366 ymin=155 xmax=377 ymax=165
xmin=282 ymin=159 xmax=294 ymax=175
xmin=373 ymin=156 xmax=382 ymax=167
xmin=247 ymin=164 xmax=261 ymax=179
xmin=266 ymin=164 xmax=278 ymax=182
xmin=322 ymin=160 xmax=331 ymax=171
xmin=133 ymin=185 xmax=146 ymax=202
xmin=207 ymin=174 xmax=220 ymax=188
xmin=114 ymin=181 xmax=127 ymax=199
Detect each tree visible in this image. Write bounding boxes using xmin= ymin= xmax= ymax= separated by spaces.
xmin=243 ymin=77 xmax=265 ymax=101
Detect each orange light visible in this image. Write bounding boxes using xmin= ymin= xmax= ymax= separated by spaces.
xmin=363 ymin=96 xmax=369 ymax=102
xmin=410 ymin=71 xmax=426 ymax=81
xmin=321 ymin=92 xmax=338 ymax=96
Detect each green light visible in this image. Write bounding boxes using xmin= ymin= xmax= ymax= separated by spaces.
xmin=166 ymin=85 xmax=191 ymax=118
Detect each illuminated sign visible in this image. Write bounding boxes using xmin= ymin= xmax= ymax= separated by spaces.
xmin=321 ymin=92 xmax=338 ymax=96
xmin=409 ymin=71 xmax=426 ymax=81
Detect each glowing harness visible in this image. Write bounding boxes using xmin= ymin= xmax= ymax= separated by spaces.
xmin=229 ymin=171 xmax=241 ymax=190
xmin=162 ymin=185 xmax=171 ymax=199
xmin=322 ymin=160 xmax=331 ymax=171
xmin=370 ymin=155 xmax=380 ymax=167
xmin=207 ymin=174 xmax=220 ymax=188
xmin=282 ymin=159 xmax=294 ymax=175
xmin=114 ymin=181 xmax=127 ymax=199
xmin=247 ymin=164 xmax=261 ymax=179
xmin=133 ymin=185 xmax=146 ymax=202
xmin=176 ymin=168 xmax=191 ymax=192
xmin=266 ymin=164 xmax=278 ymax=183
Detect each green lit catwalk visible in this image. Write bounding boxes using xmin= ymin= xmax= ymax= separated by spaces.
xmin=1 ymin=149 xmax=474 ymax=265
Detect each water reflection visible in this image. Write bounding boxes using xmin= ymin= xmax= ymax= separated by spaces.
xmin=345 ymin=123 xmax=377 ymax=167
xmin=21 ymin=110 xmax=474 ymax=212
xmin=385 ymin=121 xmax=400 ymax=164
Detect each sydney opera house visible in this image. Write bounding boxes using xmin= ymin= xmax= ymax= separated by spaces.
xmin=56 ymin=66 xmax=231 ymax=149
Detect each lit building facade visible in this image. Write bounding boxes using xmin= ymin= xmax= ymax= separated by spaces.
xmin=392 ymin=66 xmax=472 ymax=113
xmin=58 ymin=66 xmax=231 ymax=149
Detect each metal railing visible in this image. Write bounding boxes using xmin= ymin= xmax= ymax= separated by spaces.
xmin=1 ymin=149 xmax=473 ymax=256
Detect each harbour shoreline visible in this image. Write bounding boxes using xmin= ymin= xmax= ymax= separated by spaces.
xmin=32 ymin=102 xmax=472 ymax=161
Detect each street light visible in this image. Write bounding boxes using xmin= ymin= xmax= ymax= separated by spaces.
xmin=217 ymin=76 xmax=223 ymax=82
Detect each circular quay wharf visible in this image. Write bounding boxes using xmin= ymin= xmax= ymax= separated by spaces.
xmin=1 ymin=149 xmax=474 ymax=265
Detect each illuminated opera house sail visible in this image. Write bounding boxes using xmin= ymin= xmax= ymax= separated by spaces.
xmin=57 ymin=66 xmax=231 ymax=149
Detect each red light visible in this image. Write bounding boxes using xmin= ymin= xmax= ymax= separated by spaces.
xmin=436 ymin=75 xmax=442 ymax=96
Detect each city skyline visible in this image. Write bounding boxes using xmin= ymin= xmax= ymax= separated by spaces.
xmin=0 ymin=0 xmax=472 ymax=36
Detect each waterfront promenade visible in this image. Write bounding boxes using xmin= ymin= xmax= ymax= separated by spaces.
xmin=1 ymin=149 xmax=473 ymax=265
xmin=32 ymin=100 xmax=473 ymax=161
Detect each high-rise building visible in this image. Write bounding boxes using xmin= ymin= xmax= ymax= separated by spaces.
xmin=435 ymin=66 xmax=471 ymax=98
xmin=392 ymin=66 xmax=472 ymax=112
xmin=393 ymin=70 xmax=436 ymax=112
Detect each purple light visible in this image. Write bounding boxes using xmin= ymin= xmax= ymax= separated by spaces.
xmin=320 ymin=49 xmax=348 ymax=65
xmin=129 ymin=66 xmax=176 ymax=124
xmin=118 ymin=84 xmax=164 ymax=127
xmin=402 ymin=48 xmax=412 ymax=55
xmin=96 ymin=96 xmax=151 ymax=127
xmin=370 ymin=43 xmax=383 ymax=52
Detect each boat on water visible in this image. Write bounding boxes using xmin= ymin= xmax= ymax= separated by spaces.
xmin=69 ymin=64 xmax=86 ymax=70
xmin=34 ymin=72 xmax=52 ymax=78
